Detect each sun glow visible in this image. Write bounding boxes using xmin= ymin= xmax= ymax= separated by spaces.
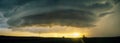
xmin=72 ymin=32 xmax=80 ymax=37
xmin=38 ymin=32 xmax=84 ymax=38
xmin=7 ymin=25 xmax=89 ymax=38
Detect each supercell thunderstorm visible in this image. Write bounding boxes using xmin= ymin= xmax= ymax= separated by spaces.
xmin=0 ymin=0 xmax=120 ymax=37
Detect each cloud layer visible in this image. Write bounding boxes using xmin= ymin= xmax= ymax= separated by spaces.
xmin=6 ymin=0 xmax=113 ymax=27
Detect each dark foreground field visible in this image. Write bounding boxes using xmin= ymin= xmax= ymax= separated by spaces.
xmin=0 ymin=36 xmax=120 ymax=43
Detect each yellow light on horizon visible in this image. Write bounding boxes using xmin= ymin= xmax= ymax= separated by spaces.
xmin=38 ymin=32 xmax=83 ymax=38
xmin=6 ymin=25 xmax=89 ymax=38
xmin=71 ymin=33 xmax=80 ymax=37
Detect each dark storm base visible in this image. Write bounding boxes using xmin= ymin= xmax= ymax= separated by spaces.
xmin=0 ymin=36 xmax=120 ymax=43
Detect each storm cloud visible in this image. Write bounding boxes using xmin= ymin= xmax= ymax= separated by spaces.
xmin=5 ymin=0 xmax=114 ymax=28
xmin=0 ymin=0 xmax=120 ymax=37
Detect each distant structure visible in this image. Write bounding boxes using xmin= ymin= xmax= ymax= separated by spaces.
xmin=82 ymin=35 xmax=86 ymax=38
xmin=62 ymin=36 xmax=65 ymax=38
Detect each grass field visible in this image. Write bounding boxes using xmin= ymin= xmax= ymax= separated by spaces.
xmin=0 ymin=36 xmax=120 ymax=43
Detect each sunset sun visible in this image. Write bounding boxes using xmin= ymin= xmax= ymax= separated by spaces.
xmin=72 ymin=33 xmax=80 ymax=37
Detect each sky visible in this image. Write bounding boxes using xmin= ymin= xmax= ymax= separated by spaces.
xmin=0 ymin=0 xmax=120 ymax=37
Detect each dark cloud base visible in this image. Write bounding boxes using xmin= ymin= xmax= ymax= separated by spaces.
xmin=8 ymin=9 xmax=96 ymax=27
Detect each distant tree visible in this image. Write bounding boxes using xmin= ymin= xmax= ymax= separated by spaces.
xmin=62 ymin=36 xmax=65 ymax=38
